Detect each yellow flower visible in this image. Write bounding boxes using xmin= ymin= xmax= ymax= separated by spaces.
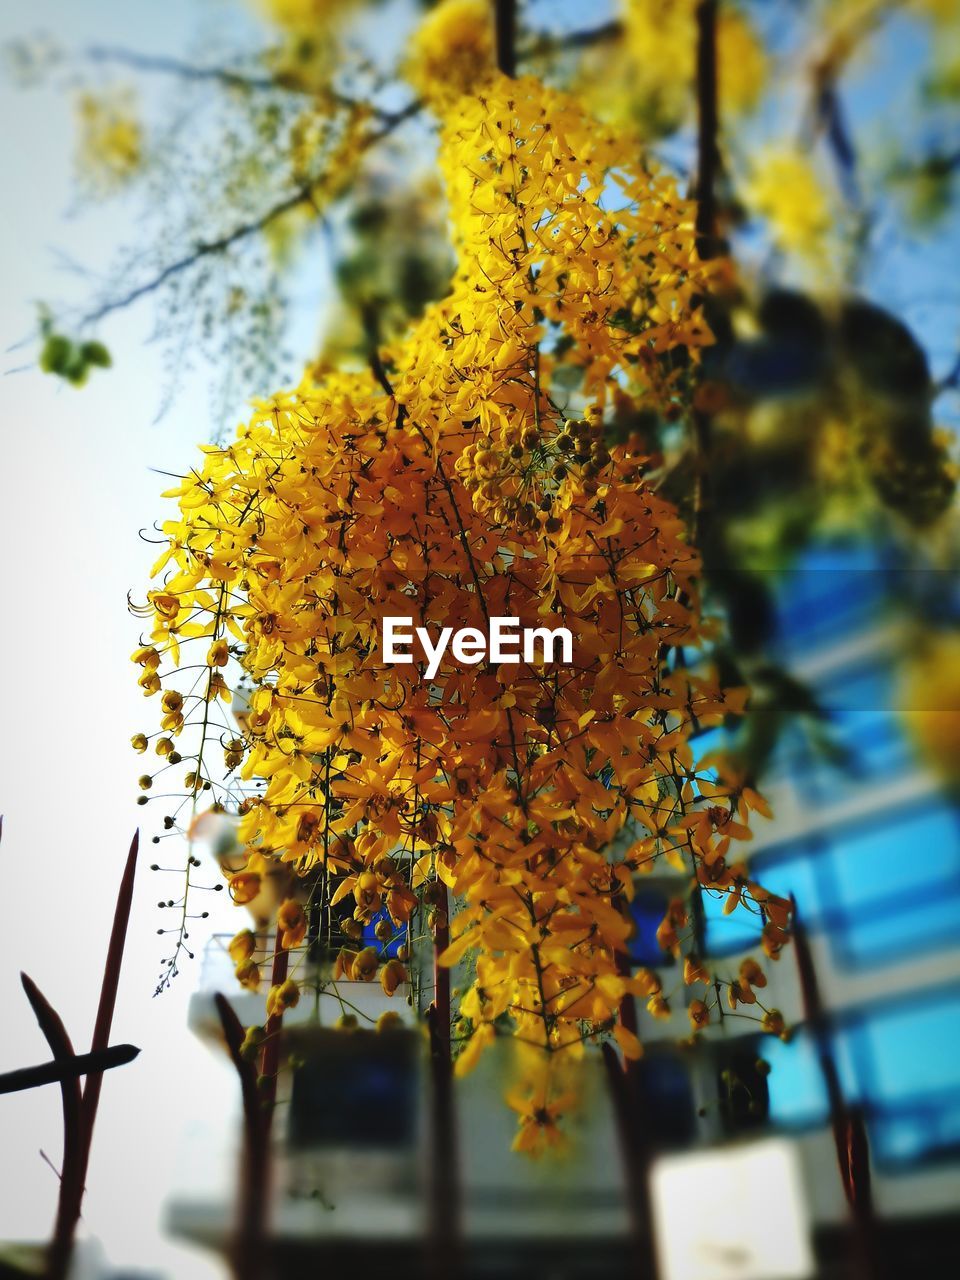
xmin=506 ymin=1050 xmax=579 ymax=1158
xmin=727 ymin=979 xmax=756 ymax=1009
xmin=613 ymin=1023 xmax=644 ymax=1060
xmin=743 ymin=148 xmax=833 ymax=261
xmin=137 ymin=70 xmax=789 ymax=1152
xmin=900 ymin=632 xmax=960 ymax=784
xmin=646 ymin=994 xmax=671 ymax=1020
xmin=380 ymin=958 xmax=408 ymax=996
xmin=207 ymin=638 xmax=229 ymax=667
xmin=259 ymin=0 xmax=351 ymax=32
xmin=376 ymin=1011 xmax=404 ymax=1033
xmin=739 ymin=956 xmax=767 ymax=989
xmin=235 ymin=958 xmax=261 ymax=991
xmin=683 ymin=954 xmax=710 ymax=985
xmin=75 ymin=88 xmax=142 ymax=191
xmin=618 ymin=0 xmax=765 ymax=130
xmin=229 ymin=870 xmax=262 ymax=905
xmin=239 ymin=1024 xmax=265 ymax=1061
xmin=351 ymin=946 xmax=379 ymax=982
xmin=266 ymin=977 xmax=300 ymax=1016
xmin=277 ymin=898 xmax=307 ymax=949
xmin=688 ymin=998 xmax=710 ymax=1031
xmin=405 ymin=0 xmax=494 ymax=107
xmin=761 ymin=1008 xmax=788 ymax=1039
xmin=228 ymin=929 xmax=257 ymax=965
xmin=454 ymin=1023 xmax=495 ymax=1077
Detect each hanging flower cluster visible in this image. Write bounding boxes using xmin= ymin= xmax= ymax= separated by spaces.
xmin=134 ymin=73 xmax=791 ymax=1151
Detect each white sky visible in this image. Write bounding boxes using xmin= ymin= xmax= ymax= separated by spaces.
xmin=0 ymin=2 xmax=266 ymax=1275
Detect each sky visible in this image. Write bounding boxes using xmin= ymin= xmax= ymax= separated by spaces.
xmin=0 ymin=1 xmax=957 ymax=1276
xmin=0 ymin=2 xmax=249 ymax=1275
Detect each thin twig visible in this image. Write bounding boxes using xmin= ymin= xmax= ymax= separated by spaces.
xmin=74 ymin=100 xmax=420 ymax=331
xmin=86 ymin=45 xmax=286 ymax=92
xmin=86 ymin=44 xmax=410 ymax=122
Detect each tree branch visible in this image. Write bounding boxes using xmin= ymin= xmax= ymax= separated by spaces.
xmin=0 ymin=1044 xmax=138 ymax=1096
xmin=214 ymin=994 xmax=270 ymax=1280
xmin=74 ymin=100 xmax=420 ymax=330
xmin=20 ymin=975 xmax=84 ymax=1280
xmin=78 ymin=831 xmax=139 ymax=1193
xmin=85 ymin=44 xmax=410 ymax=122
xmin=694 ymin=0 xmax=720 ymax=259
xmin=520 ymin=19 xmax=623 ymax=60
xmin=86 ymin=45 xmax=285 ymax=93
xmin=494 ymin=0 xmax=518 ymax=77
xmin=79 ymin=187 xmax=312 ymax=328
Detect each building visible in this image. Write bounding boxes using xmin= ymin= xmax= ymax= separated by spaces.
xmin=168 ymin=540 xmax=960 ymax=1279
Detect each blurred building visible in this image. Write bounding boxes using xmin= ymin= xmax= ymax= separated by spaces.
xmin=631 ymin=540 xmax=960 ymax=1276
xmin=167 ymin=541 xmax=960 ymax=1280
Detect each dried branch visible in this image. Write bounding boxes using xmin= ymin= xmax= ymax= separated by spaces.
xmin=20 ymin=975 xmax=83 ymax=1280
xmin=214 ymin=993 xmax=269 ymax=1280
xmin=600 ymin=1041 xmax=657 ymax=1277
xmin=78 ymin=830 xmax=139 ymax=1191
xmin=425 ymin=997 xmax=461 ymax=1279
xmin=257 ymin=925 xmax=290 ymax=1111
xmin=0 ymin=1045 xmax=138 ymax=1097
xmin=77 ymin=186 xmax=317 ymax=328
xmin=792 ymin=898 xmax=878 ymax=1279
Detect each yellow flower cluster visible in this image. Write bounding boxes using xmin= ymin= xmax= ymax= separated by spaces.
xmin=618 ymin=0 xmax=765 ymax=130
xmin=901 ymin=632 xmax=960 ymax=784
xmin=258 ymin=0 xmax=354 ymax=33
xmin=75 ymin=88 xmax=142 ymax=191
xmin=136 ymin=74 xmax=789 ymax=1147
xmin=743 ymin=147 xmax=835 ymax=262
xmin=404 ymin=0 xmax=495 ymax=107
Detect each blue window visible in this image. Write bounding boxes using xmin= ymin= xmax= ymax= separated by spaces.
xmin=848 ymin=991 xmax=960 ymax=1167
xmin=752 ymin=990 xmax=960 ymax=1168
xmin=705 ymin=802 xmax=960 ymax=968
xmin=806 ymin=661 xmax=914 ymax=788
xmin=817 ymin=803 xmax=960 ymax=966
xmin=702 ymin=846 xmax=820 ymax=956
xmin=773 ymin=543 xmax=893 ymax=660
xmin=361 ymin=908 xmax=405 ymax=959
xmin=629 ymin=888 xmax=676 ymax=968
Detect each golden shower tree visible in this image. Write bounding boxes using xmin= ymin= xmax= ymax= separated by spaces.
xmin=130 ymin=4 xmax=795 ymax=1153
xmin=13 ymin=0 xmax=956 ymax=1151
